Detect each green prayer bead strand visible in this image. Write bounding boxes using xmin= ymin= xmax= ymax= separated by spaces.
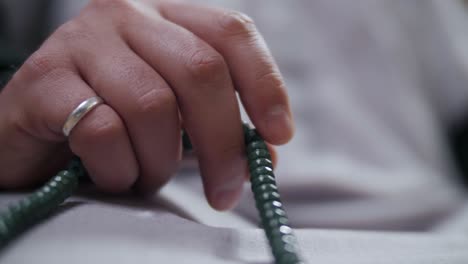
xmin=0 ymin=125 xmax=303 ymax=263
xmin=0 ymin=158 xmax=83 ymax=247
xmin=244 ymin=125 xmax=303 ymax=264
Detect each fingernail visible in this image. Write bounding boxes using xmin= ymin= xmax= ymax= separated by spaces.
xmin=264 ymin=105 xmax=294 ymax=144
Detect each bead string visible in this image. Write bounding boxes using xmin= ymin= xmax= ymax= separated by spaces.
xmin=0 ymin=158 xmax=83 ymax=246
xmin=243 ymin=125 xmax=303 ymax=264
xmin=0 ymin=125 xmax=303 ymax=264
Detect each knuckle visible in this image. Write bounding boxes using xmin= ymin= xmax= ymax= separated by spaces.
xmin=255 ymin=70 xmax=288 ymax=103
xmin=93 ymin=57 xmax=141 ymax=87
xmin=55 ymin=20 xmax=91 ymax=43
xmin=218 ymin=11 xmax=256 ymax=38
xmin=133 ymin=88 xmax=177 ymax=117
xmin=89 ymin=56 xmax=142 ymax=89
xmin=185 ymin=48 xmax=227 ymax=81
xmin=87 ymin=119 xmax=122 ymax=143
xmin=75 ymin=112 xmax=122 ymax=147
xmin=88 ymin=0 xmax=139 ymax=23
xmin=89 ymin=0 xmax=131 ymax=11
xmin=256 ymin=70 xmax=285 ymax=89
xmin=22 ymin=51 xmax=60 ymax=80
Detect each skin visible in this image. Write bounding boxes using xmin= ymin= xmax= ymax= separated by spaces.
xmin=0 ymin=0 xmax=294 ymax=211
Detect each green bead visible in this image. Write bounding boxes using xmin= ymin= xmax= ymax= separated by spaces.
xmin=7 ymin=205 xmax=23 ymax=226
xmin=60 ymin=170 xmax=75 ymax=181
xmin=265 ymin=216 xmax=290 ymax=229
xmin=249 ymin=158 xmax=273 ymax=171
xmin=262 ymin=200 xmax=283 ymax=211
xmin=25 ymin=196 xmax=40 ymax=219
xmin=46 ymin=188 xmax=60 ymax=207
xmin=67 ymin=158 xmax=87 ymax=178
xmin=251 ymin=166 xmax=274 ymax=178
xmin=262 ymin=207 xmax=286 ymax=221
xmin=247 ymin=140 xmax=268 ymax=153
xmin=266 ymin=224 xmax=292 ymax=240
xmin=0 ymin=219 xmax=8 ymax=237
xmin=271 ymin=234 xmax=297 ymax=254
xmin=182 ymin=130 xmax=193 ymax=151
xmin=248 ymin=149 xmax=272 ymax=161
xmin=255 ymin=183 xmax=278 ymax=193
xmin=34 ymin=190 xmax=45 ymax=201
xmin=33 ymin=191 xmax=49 ymax=217
xmin=19 ymin=197 xmax=32 ymax=208
xmin=18 ymin=199 xmax=33 ymax=225
xmin=281 ymin=233 xmax=298 ymax=245
xmin=41 ymin=186 xmax=51 ymax=195
xmin=251 ymin=175 xmax=276 ymax=188
xmin=255 ymin=191 xmax=280 ymax=206
xmin=243 ymin=127 xmax=261 ymax=144
xmin=60 ymin=177 xmax=70 ymax=186
xmin=254 ymin=184 xmax=278 ymax=201
xmin=261 ymin=209 xmax=288 ymax=233
xmin=1 ymin=211 xmax=14 ymax=231
xmin=54 ymin=173 xmax=66 ymax=182
xmin=277 ymin=252 xmax=301 ymax=264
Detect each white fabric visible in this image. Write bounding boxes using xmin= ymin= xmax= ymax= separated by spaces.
xmin=2 ymin=0 xmax=468 ymax=263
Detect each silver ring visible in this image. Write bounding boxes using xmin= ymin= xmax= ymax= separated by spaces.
xmin=62 ymin=96 xmax=104 ymax=137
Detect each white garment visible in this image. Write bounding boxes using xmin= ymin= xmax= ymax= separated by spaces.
xmin=2 ymin=0 xmax=468 ymax=263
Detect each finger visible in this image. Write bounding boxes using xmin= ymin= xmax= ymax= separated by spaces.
xmin=69 ymin=104 xmax=139 ymax=192
xmin=9 ymin=46 xmax=139 ymax=192
xmin=59 ymin=17 xmax=182 ymax=193
xmin=117 ymin=5 xmax=246 ymax=210
xmin=158 ymin=2 xmax=295 ymax=145
xmin=267 ymin=143 xmax=278 ymax=168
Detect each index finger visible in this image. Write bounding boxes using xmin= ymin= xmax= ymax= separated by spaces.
xmin=158 ymin=2 xmax=295 ymax=145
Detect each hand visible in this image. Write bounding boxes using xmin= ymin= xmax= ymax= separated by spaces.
xmin=0 ymin=0 xmax=294 ymax=210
